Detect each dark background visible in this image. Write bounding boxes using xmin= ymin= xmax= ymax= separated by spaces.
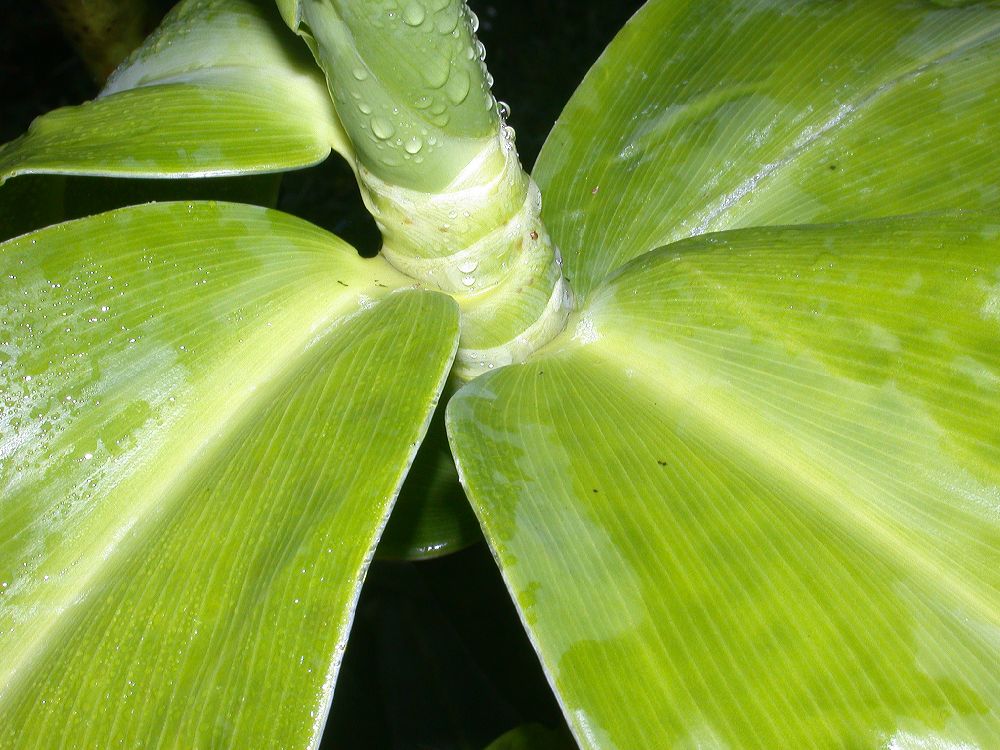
xmin=0 ymin=2 xmax=645 ymax=747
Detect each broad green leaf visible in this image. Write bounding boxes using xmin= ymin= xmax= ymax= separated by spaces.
xmin=0 ymin=0 xmax=346 ymax=184
xmin=0 ymin=202 xmax=460 ymax=747
xmin=535 ymin=0 xmax=1000 ymax=300
xmin=448 ymin=215 xmax=1000 ymax=748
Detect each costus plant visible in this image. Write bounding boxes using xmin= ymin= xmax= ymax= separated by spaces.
xmin=1 ymin=0 xmax=998 ymax=747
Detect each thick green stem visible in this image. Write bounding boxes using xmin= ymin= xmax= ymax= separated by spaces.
xmin=280 ymin=0 xmax=572 ymax=379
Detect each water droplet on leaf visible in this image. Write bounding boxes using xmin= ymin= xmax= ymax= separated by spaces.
xmin=445 ymin=69 xmax=470 ymax=104
xmin=423 ymin=57 xmax=450 ymax=88
xmin=371 ymin=116 xmax=395 ymax=140
xmin=402 ymin=2 xmax=426 ymax=26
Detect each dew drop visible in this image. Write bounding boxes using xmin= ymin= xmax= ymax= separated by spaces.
xmin=404 ymin=136 xmax=423 ymax=154
xmin=435 ymin=7 xmax=460 ymax=34
xmin=445 ymin=68 xmax=470 ymax=104
xmin=469 ymin=10 xmax=480 ymax=33
xmin=422 ymin=57 xmax=450 ymax=88
xmin=370 ymin=116 xmax=395 ymax=140
xmin=402 ymin=2 xmax=426 ymax=26
xmin=352 ymin=67 xmax=369 ymax=81
xmin=458 ymin=259 xmax=478 ymax=274
xmin=497 ymin=100 xmax=511 ymax=121
xmin=462 ymin=276 xmax=476 ymax=287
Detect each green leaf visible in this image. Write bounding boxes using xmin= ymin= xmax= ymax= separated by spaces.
xmin=0 ymin=0 xmax=346 ymax=184
xmin=448 ymin=215 xmax=1000 ymax=748
xmin=535 ymin=0 xmax=1000 ymax=300
xmin=0 ymin=202 xmax=460 ymax=747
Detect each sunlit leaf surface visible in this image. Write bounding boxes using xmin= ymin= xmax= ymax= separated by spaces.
xmin=449 ymin=215 xmax=1000 ymax=748
xmin=535 ymin=0 xmax=1000 ymax=299
xmin=0 ymin=0 xmax=345 ymax=184
xmin=0 ymin=202 xmax=459 ymax=747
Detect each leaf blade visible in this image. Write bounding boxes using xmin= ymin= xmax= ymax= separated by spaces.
xmin=0 ymin=202 xmax=459 ymax=747
xmin=0 ymin=0 xmax=345 ymax=183
xmin=535 ymin=0 xmax=1000 ymax=299
xmin=448 ymin=215 xmax=1000 ymax=748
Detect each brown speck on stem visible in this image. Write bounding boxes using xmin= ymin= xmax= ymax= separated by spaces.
xmin=591 ymin=185 xmax=599 ymax=195
xmin=530 ymin=230 xmax=538 ymax=240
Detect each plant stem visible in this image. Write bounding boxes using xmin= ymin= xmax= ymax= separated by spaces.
xmin=280 ymin=0 xmax=572 ymax=379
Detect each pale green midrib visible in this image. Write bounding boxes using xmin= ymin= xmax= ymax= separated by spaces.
xmin=577 ymin=336 xmax=999 ymax=629
xmin=660 ymin=323 xmax=996 ymax=454
xmin=690 ymin=20 xmax=1000 ymax=236
xmin=639 ymin=241 xmax=998 ymax=421
xmin=0 ymin=281 xmax=406 ymax=707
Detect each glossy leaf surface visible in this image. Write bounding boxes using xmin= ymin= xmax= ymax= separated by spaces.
xmin=535 ymin=0 xmax=1000 ymax=299
xmin=449 ymin=216 xmax=1000 ymax=748
xmin=0 ymin=202 xmax=460 ymax=747
xmin=0 ymin=0 xmax=345 ymax=184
